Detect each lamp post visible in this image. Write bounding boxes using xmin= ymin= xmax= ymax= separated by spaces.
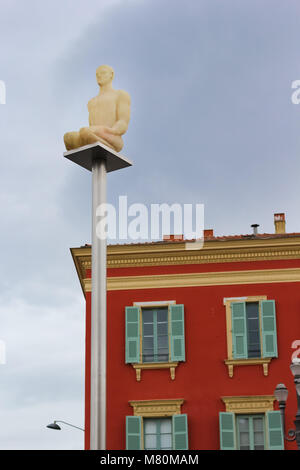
xmin=47 ymin=420 xmax=84 ymax=431
xmin=274 ymin=361 xmax=300 ymax=450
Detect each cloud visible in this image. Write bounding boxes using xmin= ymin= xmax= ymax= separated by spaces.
xmin=1 ymin=0 xmax=300 ymax=449
xmin=0 ymin=294 xmax=85 ymax=448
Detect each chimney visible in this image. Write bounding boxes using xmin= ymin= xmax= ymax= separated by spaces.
xmin=274 ymin=213 xmax=286 ymax=234
xmin=251 ymin=224 xmax=259 ymax=235
xmin=163 ymin=234 xmax=184 ymax=242
xmin=204 ymin=229 xmax=214 ymax=239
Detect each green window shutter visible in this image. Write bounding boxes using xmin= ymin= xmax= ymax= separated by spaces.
xmin=172 ymin=414 xmax=188 ymax=450
xmin=125 ymin=306 xmax=140 ymax=363
xmin=170 ymin=304 xmax=186 ymax=362
xmin=260 ymin=300 xmax=278 ymax=358
xmin=126 ymin=416 xmax=142 ymax=450
xmin=266 ymin=411 xmax=284 ymax=450
xmin=231 ymin=302 xmax=247 ymax=359
xmin=219 ymin=412 xmax=236 ymax=450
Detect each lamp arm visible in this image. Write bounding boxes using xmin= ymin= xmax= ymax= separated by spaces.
xmin=285 ymin=428 xmax=297 ymax=441
xmin=55 ymin=420 xmax=84 ymax=431
xmin=278 ymin=402 xmax=296 ymax=442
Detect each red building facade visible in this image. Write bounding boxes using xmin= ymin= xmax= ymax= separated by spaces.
xmin=71 ymin=213 xmax=300 ymax=450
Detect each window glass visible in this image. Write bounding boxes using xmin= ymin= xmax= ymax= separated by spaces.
xmin=143 ymin=310 xmax=154 ymax=323
xmin=142 ymin=308 xmax=169 ymax=362
xmin=246 ymin=302 xmax=261 ymax=358
xmin=144 ymin=418 xmax=172 ymax=450
xmin=237 ymin=415 xmax=265 ymax=450
xmin=143 ymin=323 xmax=153 ymax=336
xmin=238 ymin=417 xmax=250 ymax=450
xmin=157 ymin=309 xmax=168 ymax=323
xmin=253 ymin=417 xmax=264 ymax=450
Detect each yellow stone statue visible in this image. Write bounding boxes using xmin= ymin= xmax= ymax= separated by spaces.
xmin=64 ymin=65 xmax=131 ymax=153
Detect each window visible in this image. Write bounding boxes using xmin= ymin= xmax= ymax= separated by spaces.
xmin=219 ymin=411 xmax=284 ymax=450
xmin=232 ymin=299 xmax=277 ymax=359
xmin=125 ymin=303 xmax=185 ymax=381
xmin=245 ymin=302 xmax=261 ymax=358
xmin=237 ymin=415 xmax=265 ymax=450
xmin=224 ymin=297 xmax=278 ymax=377
xmin=142 ymin=308 xmax=169 ymax=363
xmin=144 ymin=418 xmax=172 ymax=450
xmin=126 ymin=400 xmax=189 ymax=450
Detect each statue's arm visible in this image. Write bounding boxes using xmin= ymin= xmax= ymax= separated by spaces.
xmin=110 ymin=90 xmax=131 ymax=136
xmin=88 ymin=99 xmax=93 ymax=126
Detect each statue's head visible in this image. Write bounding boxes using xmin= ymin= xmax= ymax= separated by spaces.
xmin=96 ymin=65 xmax=114 ymax=86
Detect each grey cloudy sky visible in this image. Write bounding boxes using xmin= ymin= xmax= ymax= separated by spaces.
xmin=0 ymin=0 xmax=300 ymax=449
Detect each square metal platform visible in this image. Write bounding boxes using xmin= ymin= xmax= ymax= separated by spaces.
xmin=63 ymin=142 xmax=133 ymax=172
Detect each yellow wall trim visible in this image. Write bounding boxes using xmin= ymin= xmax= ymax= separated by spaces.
xmin=82 ymin=268 xmax=300 ymax=292
xmin=129 ymin=399 xmax=184 ymax=417
xmin=224 ymin=358 xmax=272 ymax=378
xmin=71 ymin=236 xmax=300 ymax=293
xmin=222 ymin=395 xmax=275 ymax=414
xmin=132 ymin=362 xmax=178 ymax=381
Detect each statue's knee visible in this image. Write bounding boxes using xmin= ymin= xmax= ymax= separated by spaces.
xmin=64 ymin=131 xmax=80 ymax=150
xmin=64 ymin=132 xmax=73 ymax=147
xmin=79 ymin=127 xmax=89 ymax=138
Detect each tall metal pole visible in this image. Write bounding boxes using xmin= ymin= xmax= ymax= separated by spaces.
xmin=90 ymin=157 xmax=107 ymax=450
xmin=64 ymin=142 xmax=132 ymax=450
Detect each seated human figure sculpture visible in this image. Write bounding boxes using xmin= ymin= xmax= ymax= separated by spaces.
xmin=64 ymin=65 xmax=131 ymax=153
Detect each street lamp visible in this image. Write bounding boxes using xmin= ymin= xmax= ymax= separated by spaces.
xmin=46 ymin=420 xmax=84 ymax=432
xmin=274 ymin=361 xmax=300 ymax=449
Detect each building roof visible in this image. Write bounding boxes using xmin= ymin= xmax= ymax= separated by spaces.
xmin=78 ymin=231 xmax=300 ymax=249
xmin=71 ymin=230 xmax=300 ymax=296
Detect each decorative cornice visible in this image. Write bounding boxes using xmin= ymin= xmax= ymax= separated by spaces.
xmin=129 ymin=399 xmax=184 ymax=417
xmin=73 ymin=237 xmax=300 ymax=267
xmin=132 ymin=362 xmax=178 ymax=381
xmin=224 ymin=358 xmax=272 ymax=378
xmin=70 ymin=237 xmax=300 ymax=294
xmin=222 ymin=395 xmax=275 ymax=414
xmin=82 ymin=267 xmax=300 ymax=292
